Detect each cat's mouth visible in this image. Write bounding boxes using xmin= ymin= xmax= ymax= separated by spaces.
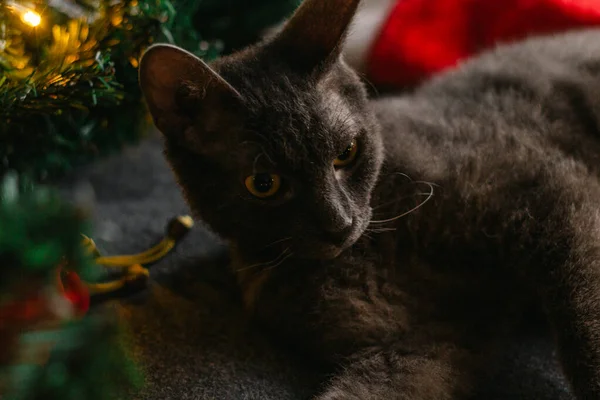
xmin=304 ymin=219 xmax=366 ymax=260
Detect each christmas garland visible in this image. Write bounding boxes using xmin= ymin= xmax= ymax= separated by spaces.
xmin=0 ymin=173 xmax=140 ymax=399
xmin=0 ymin=174 xmax=194 ymax=399
xmin=0 ymin=0 xmax=165 ymax=181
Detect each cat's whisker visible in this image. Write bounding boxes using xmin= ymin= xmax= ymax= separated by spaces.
xmin=263 ymin=236 xmax=292 ymax=249
xmin=362 ymin=232 xmax=375 ymax=241
xmin=365 ymin=228 xmax=397 ymax=233
xmin=372 ymin=192 xmax=433 ymax=211
xmin=263 ymin=251 xmax=295 ymax=273
xmin=236 ymin=247 xmax=291 ymax=272
xmin=363 ymin=230 xmax=395 ymax=237
xmin=369 ymin=182 xmax=435 ymax=225
xmin=393 ymin=172 xmax=413 ymax=181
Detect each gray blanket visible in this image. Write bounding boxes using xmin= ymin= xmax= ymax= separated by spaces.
xmin=59 ymin=133 xmax=574 ymax=400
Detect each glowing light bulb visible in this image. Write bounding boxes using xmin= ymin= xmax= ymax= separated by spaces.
xmin=22 ymin=10 xmax=41 ymax=27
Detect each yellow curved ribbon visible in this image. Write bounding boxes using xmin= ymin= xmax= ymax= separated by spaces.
xmin=82 ymin=215 xmax=193 ymax=295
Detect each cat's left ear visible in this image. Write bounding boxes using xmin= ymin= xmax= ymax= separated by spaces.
xmin=139 ymin=44 xmax=242 ymax=141
xmin=267 ymin=0 xmax=361 ymax=74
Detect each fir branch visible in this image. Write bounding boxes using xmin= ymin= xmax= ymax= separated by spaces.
xmin=0 ymin=0 xmax=167 ymax=181
xmin=0 ymin=52 xmax=122 ymax=122
xmin=0 ymin=0 xmax=294 ymax=182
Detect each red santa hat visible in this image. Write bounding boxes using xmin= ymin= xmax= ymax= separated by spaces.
xmin=344 ymin=0 xmax=600 ymax=89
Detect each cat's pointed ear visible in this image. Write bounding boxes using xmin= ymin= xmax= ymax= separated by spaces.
xmin=139 ymin=44 xmax=242 ymax=139
xmin=269 ymin=0 xmax=361 ymax=73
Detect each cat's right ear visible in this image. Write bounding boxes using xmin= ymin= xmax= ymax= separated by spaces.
xmin=139 ymin=44 xmax=242 ymax=140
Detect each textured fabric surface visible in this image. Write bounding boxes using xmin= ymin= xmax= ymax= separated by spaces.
xmin=59 ymin=133 xmax=574 ymax=399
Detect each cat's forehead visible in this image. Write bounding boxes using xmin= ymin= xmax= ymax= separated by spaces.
xmin=217 ymin=57 xmax=359 ymax=168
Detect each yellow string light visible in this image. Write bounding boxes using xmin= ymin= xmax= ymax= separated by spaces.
xmin=7 ymin=2 xmax=42 ymax=27
xmin=22 ymin=10 xmax=41 ymax=27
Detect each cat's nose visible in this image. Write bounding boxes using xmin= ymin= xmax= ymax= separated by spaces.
xmin=323 ymin=217 xmax=354 ymax=244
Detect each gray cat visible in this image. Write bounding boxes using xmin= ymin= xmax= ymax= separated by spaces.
xmin=138 ymin=0 xmax=600 ymax=398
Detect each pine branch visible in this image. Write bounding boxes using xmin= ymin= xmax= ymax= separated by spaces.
xmin=0 ymin=53 xmax=123 ymax=121
xmin=0 ymin=0 xmax=168 ymax=181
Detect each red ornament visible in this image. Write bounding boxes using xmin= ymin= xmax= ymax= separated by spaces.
xmin=0 ymin=268 xmax=89 ymax=327
xmin=58 ymin=268 xmax=90 ymax=317
xmin=0 ymin=268 xmax=90 ymax=366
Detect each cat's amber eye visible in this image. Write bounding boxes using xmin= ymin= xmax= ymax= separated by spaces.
xmin=245 ymin=173 xmax=282 ymax=198
xmin=334 ymin=140 xmax=358 ymax=168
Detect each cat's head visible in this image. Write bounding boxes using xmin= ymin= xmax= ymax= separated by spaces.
xmin=139 ymin=0 xmax=382 ymax=260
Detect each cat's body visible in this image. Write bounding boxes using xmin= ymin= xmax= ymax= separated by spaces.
xmin=235 ymin=30 xmax=600 ymax=399
xmin=139 ymin=0 xmax=600 ymax=397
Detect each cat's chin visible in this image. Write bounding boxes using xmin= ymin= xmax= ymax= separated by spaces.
xmin=317 ymin=245 xmax=345 ymax=260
